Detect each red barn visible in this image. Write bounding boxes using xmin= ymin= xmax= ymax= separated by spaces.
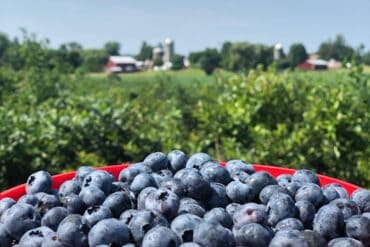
xmin=298 ymin=59 xmax=328 ymax=70
xmin=104 ymin=56 xmax=138 ymax=73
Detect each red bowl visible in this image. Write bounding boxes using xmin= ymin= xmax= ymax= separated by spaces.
xmin=0 ymin=163 xmax=361 ymax=201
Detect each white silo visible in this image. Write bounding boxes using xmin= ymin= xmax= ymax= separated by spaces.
xmin=163 ymin=38 xmax=174 ymax=63
xmin=152 ymin=47 xmax=163 ymax=61
xmin=274 ymin=43 xmax=284 ymax=60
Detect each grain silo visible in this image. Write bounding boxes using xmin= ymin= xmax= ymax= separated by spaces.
xmin=163 ymin=38 xmax=174 ymax=63
xmin=273 ymin=43 xmax=284 ymax=60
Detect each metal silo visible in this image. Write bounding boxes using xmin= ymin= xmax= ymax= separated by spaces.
xmin=163 ymin=38 xmax=174 ymax=63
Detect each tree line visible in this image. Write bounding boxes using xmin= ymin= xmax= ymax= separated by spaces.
xmin=1 ymin=31 xmax=370 ymax=74
xmin=189 ymin=35 xmax=370 ymax=74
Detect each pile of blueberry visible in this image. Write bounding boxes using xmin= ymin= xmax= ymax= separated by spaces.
xmin=0 ymin=151 xmax=369 ymax=247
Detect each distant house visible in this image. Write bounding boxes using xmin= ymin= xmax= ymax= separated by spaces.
xmin=104 ymin=56 xmax=138 ymax=73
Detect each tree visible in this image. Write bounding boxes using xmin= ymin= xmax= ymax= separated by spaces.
xmin=220 ymin=41 xmax=232 ymax=69
xmin=136 ymin=41 xmax=153 ymax=61
xmin=188 ymin=51 xmax=204 ymax=66
xmin=81 ymin=49 xmax=109 ymax=72
xmin=199 ymin=48 xmax=221 ymax=75
xmin=104 ymin=41 xmax=120 ymax=56
xmin=0 ymin=33 xmax=9 ymax=59
xmin=288 ymin=43 xmax=308 ymax=68
xmin=318 ymin=34 xmax=354 ymax=61
xmin=171 ymin=54 xmax=184 ymax=70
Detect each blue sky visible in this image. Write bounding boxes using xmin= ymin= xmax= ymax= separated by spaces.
xmin=1 ymin=0 xmax=369 ymax=55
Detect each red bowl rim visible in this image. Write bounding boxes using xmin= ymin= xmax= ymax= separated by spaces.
xmin=0 ymin=163 xmax=361 ymax=200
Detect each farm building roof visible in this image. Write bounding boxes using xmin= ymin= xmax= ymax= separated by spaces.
xmin=109 ymin=56 xmax=137 ymax=64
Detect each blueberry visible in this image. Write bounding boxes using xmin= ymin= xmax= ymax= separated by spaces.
xmin=267 ymin=193 xmax=296 ymax=226
xmin=58 ymin=180 xmax=81 ymax=198
xmin=295 ymin=183 xmax=324 ymax=208
xmin=351 ymin=189 xmax=370 ymax=213
xmin=233 ymin=203 xmax=268 ymax=228
xmin=160 ymin=178 xmax=186 ymax=197
xmin=173 ymin=168 xmax=198 ymax=180
xmin=137 ymin=187 xmax=157 ymax=210
xmin=82 ymin=170 xmax=113 ymax=195
xmin=280 ymin=181 xmax=302 ymax=197
xmin=200 ymin=162 xmax=231 ymax=185
xmin=75 ymin=166 xmax=95 ymax=185
xmin=34 ymin=193 xmax=60 ymax=216
xmin=291 ymin=169 xmax=320 ymax=185
xmin=128 ymin=210 xmax=169 ymax=244
xmin=225 ymin=160 xmax=255 ymax=175
xmin=299 ymin=230 xmax=328 ymax=247
xmin=41 ymin=231 xmax=65 ymax=247
xmin=121 ymin=244 xmax=136 ymax=247
xmin=57 ymin=214 xmax=88 ymax=247
xmin=132 ymin=162 xmax=153 ymax=173
xmin=130 ymin=173 xmax=157 ymax=195
xmin=226 ymin=180 xmax=255 ymax=203
xmin=152 ymin=169 xmax=173 ymax=185
xmin=345 ymin=215 xmax=370 ymax=246
xmin=0 ymin=198 xmax=16 ymax=217
xmin=79 ymin=185 xmax=106 ymax=207
xmin=18 ymin=226 xmax=54 ymax=247
xmin=275 ymin=218 xmax=304 ymax=231
xmin=276 ymin=174 xmax=292 ymax=184
xmin=204 ymin=207 xmax=232 ymax=228
xmin=207 ymin=183 xmax=229 ymax=209
xmin=18 ymin=194 xmax=39 ymax=206
xmin=88 ymin=218 xmax=131 ymax=247
xmin=330 ymin=198 xmax=360 ymax=220
xmin=230 ymin=170 xmax=250 ymax=183
xmin=178 ymin=200 xmax=206 ymax=217
xmin=363 ymin=212 xmax=370 ymax=220
xmin=170 ymin=213 xmax=202 ymax=242
xmin=142 ymin=226 xmax=181 ymax=247
xmin=82 ymin=205 xmax=112 ymax=228
xmin=259 ymin=184 xmax=290 ymax=205
xmin=328 ymin=237 xmax=364 ymax=247
xmin=2 ymin=203 xmax=41 ymax=240
xmin=185 ymin=153 xmax=213 ymax=170
xmin=60 ymin=194 xmax=86 ymax=214
xmin=295 ymin=200 xmax=316 ymax=228
xmin=168 ymin=150 xmax=188 ymax=172
xmin=103 ymin=191 xmax=133 ymax=217
xmin=143 ymin=152 xmax=169 ymax=171
xmin=179 ymin=243 xmax=201 ymax=247
xmin=245 ymin=171 xmax=277 ymax=196
xmin=119 ymin=166 xmax=141 ymax=184
xmin=110 ymin=181 xmax=136 ymax=204
xmin=26 ymin=171 xmax=52 ymax=194
xmin=233 ymin=223 xmax=273 ymax=247
xmin=144 ymin=188 xmax=180 ymax=220
xmin=193 ymin=221 xmax=235 ymax=247
xmin=0 ymin=223 xmax=11 ymax=247
xmin=269 ymin=230 xmax=309 ymax=247
xmin=41 ymin=207 xmax=69 ymax=231
xmin=226 ymin=203 xmax=240 ymax=217
xmin=181 ymin=170 xmax=211 ymax=201
xmin=313 ymin=204 xmax=344 ymax=240
xmin=119 ymin=209 xmax=139 ymax=226
xmin=322 ymin=183 xmax=349 ymax=203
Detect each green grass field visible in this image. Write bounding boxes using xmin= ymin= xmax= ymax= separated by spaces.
xmin=73 ymin=67 xmax=362 ymax=98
